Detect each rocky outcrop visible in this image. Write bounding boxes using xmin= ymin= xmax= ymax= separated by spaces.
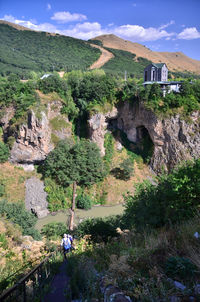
xmin=100 ymin=278 xmax=132 ymax=302
xmin=88 ymin=102 xmax=200 ymax=173
xmin=117 ymin=102 xmax=200 ymax=173
xmin=10 ymin=110 xmax=53 ymax=163
xmin=7 ymin=99 xmax=72 ymax=164
xmin=25 ymin=177 xmax=49 ymax=218
xmin=88 ymin=108 xmax=118 ymax=156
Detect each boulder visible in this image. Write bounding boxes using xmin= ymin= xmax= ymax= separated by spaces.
xmin=25 ymin=177 xmax=49 ymax=218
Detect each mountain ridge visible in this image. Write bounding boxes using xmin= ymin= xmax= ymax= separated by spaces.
xmin=91 ymin=34 xmax=200 ymax=74
xmin=1 ymin=20 xmax=200 ymax=75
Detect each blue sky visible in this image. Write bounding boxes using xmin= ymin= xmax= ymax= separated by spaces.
xmin=1 ymin=0 xmax=200 ymax=60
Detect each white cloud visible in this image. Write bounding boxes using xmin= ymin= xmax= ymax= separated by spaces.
xmin=2 ymin=14 xmax=18 ymax=23
xmin=51 ymin=11 xmax=87 ymax=23
xmin=113 ymin=24 xmax=174 ymax=41
xmin=61 ymin=22 xmax=106 ymax=40
xmin=1 ymin=14 xmax=59 ymax=32
xmin=2 ymin=15 xmax=38 ymax=29
xmin=159 ymin=20 xmax=175 ymax=30
xmin=3 ymin=14 xmax=200 ymax=44
xmin=47 ymin=3 xmax=51 ymax=11
xmin=177 ymin=27 xmax=200 ymax=40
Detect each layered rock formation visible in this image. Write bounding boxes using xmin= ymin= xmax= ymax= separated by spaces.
xmin=88 ymin=108 xmax=118 ymax=156
xmin=10 ymin=110 xmax=53 ymax=163
xmin=88 ymin=102 xmax=200 ymax=173
xmin=2 ymin=100 xmax=72 ymax=164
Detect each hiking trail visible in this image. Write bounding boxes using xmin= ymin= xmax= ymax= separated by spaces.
xmin=44 ymin=260 xmax=69 ymax=302
xmin=89 ymin=44 xmax=114 ymax=69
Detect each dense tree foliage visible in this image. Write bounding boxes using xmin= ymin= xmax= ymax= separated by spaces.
xmin=0 ymin=75 xmax=38 ymax=124
xmin=64 ymin=70 xmax=116 ymax=115
xmin=0 ymin=24 xmax=101 ymax=78
xmin=42 ymin=139 xmax=105 ymax=187
xmin=42 ymin=138 xmax=105 ymax=229
xmin=37 ymin=74 xmax=68 ymax=96
xmin=139 ymin=80 xmax=200 ymax=115
xmin=123 ymin=159 xmax=200 ymax=230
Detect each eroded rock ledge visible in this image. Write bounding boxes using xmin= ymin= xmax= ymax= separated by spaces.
xmin=88 ymin=102 xmax=200 ymax=173
xmin=5 ymin=100 xmax=72 ymax=164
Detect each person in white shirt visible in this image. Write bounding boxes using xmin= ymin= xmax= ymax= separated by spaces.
xmin=61 ymin=234 xmax=73 ymax=259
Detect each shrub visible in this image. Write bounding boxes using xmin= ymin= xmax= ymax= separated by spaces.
xmin=41 ymin=222 xmax=68 ymax=239
xmin=0 ymin=200 xmax=41 ymax=240
xmin=124 ymin=159 xmax=200 ymax=230
xmin=75 ymin=215 xmax=124 ymax=243
xmin=104 ymin=132 xmax=114 ymax=173
xmin=44 ymin=178 xmax=68 ymax=212
xmin=119 ymin=158 xmax=134 ymax=180
xmin=165 ymin=256 xmax=197 ymax=279
xmin=76 ymin=194 xmax=92 ymax=210
xmin=0 ymin=142 xmax=10 ymax=163
xmin=0 ymin=183 xmax=5 ymax=197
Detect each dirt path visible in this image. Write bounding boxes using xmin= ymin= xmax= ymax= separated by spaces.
xmin=89 ymin=44 xmax=114 ymax=69
xmin=58 ymin=71 xmax=65 ymax=78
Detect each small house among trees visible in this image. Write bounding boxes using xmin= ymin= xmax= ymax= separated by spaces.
xmin=144 ymin=63 xmax=168 ymax=82
xmin=143 ymin=63 xmax=182 ymax=95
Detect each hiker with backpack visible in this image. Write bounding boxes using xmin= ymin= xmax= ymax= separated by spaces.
xmin=61 ymin=233 xmax=73 ymax=259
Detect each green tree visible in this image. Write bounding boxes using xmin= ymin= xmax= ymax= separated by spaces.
xmin=42 ymin=139 xmax=105 ymax=229
xmin=0 ymin=142 xmax=10 ymax=163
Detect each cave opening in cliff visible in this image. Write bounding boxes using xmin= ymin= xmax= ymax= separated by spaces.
xmin=106 ymin=118 xmax=154 ymax=163
xmin=136 ymin=126 xmax=154 ymax=162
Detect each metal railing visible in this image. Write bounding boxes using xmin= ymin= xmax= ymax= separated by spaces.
xmin=0 ymin=251 xmax=61 ymax=302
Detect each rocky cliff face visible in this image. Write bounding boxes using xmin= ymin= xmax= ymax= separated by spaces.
xmin=88 ymin=108 xmax=118 ymax=156
xmin=88 ymin=102 xmax=200 ymax=173
xmin=10 ymin=110 xmax=53 ymax=163
xmin=3 ymin=100 xmax=72 ymax=164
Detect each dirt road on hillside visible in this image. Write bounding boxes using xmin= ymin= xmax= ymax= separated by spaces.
xmin=89 ymin=44 xmax=114 ymax=69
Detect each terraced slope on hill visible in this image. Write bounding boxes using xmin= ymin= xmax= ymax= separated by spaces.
xmin=92 ymin=34 xmax=200 ymax=74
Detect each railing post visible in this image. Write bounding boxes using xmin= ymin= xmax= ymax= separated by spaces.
xmin=23 ymin=281 xmax=26 ymax=302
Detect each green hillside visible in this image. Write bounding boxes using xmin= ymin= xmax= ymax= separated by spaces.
xmin=0 ymin=23 xmax=101 ymax=78
xmin=102 ymin=47 xmax=152 ymax=78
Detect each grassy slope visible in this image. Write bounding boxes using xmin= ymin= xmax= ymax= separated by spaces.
xmin=0 ymin=217 xmax=47 ymax=293
xmin=0 ymin=23 xmax=101 ymax=77
xmin=0 ymin=163 xmax=40 ymax=203
xmin=90 ymin=147 xmax=152 ymax=205
xmin=92 ymin=34 xmax=200 ymax=74
xmin=101 ymin=47 xmax=152 ymax=78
